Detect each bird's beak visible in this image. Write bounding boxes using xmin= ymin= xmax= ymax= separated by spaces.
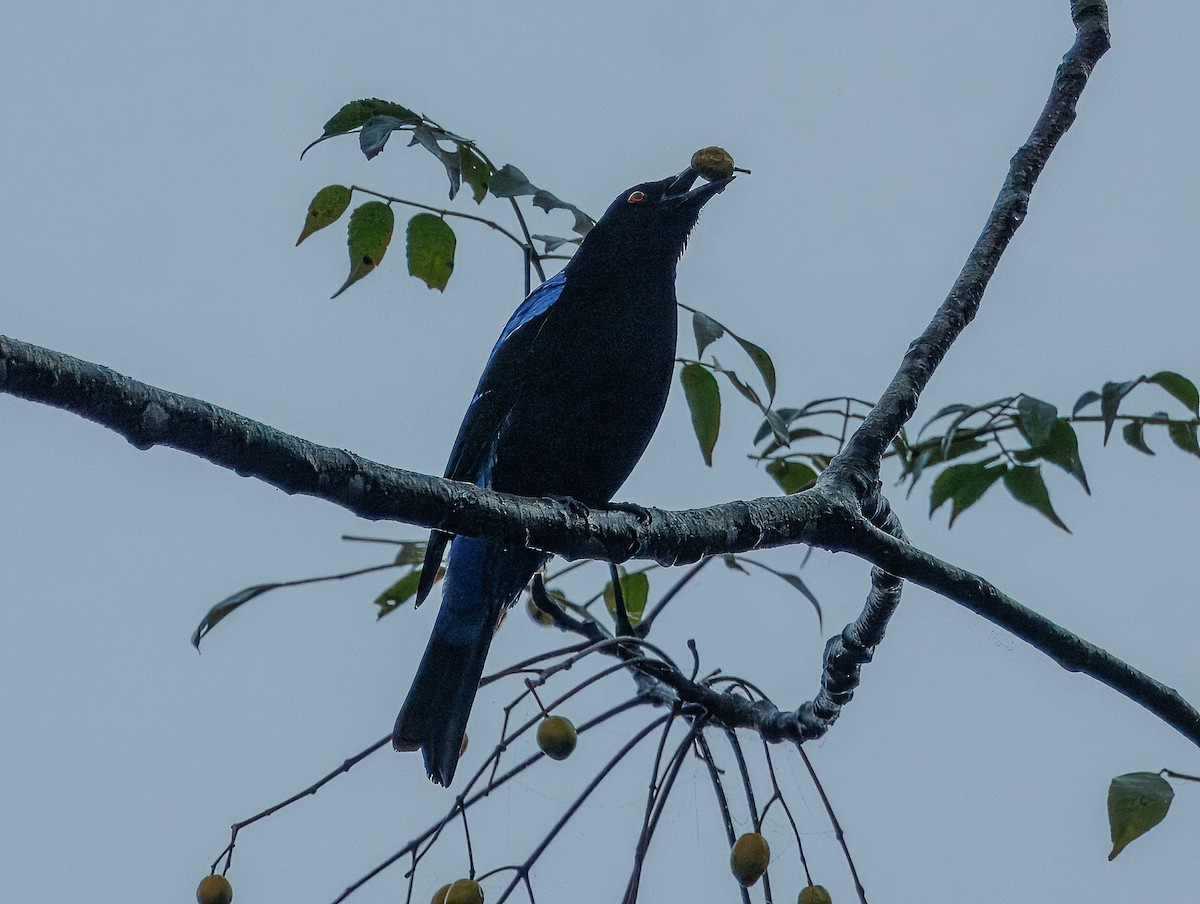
xmin=662 ymin=167 xmax=735 ymax=207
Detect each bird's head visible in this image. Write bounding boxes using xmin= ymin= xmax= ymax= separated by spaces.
xmin=570 ymin=167 xmax=734 ymax=275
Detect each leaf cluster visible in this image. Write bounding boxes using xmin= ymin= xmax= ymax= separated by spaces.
xmin=295 ymin=98 xmax=594 ymax=296
xmin=745 ymin=373 xmax=1198 ymax=532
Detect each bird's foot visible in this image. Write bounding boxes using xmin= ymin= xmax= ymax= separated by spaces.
xmin=542 ymin=496 xmax=654 ymax=525
xmin=594 ymin=500 xmax=655 ymax=524
xmin=543 ymin=494 xmax=592 ymax=519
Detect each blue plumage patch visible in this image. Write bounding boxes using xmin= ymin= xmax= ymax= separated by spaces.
xmin=491 ymin=269 xmax=566 ymax=353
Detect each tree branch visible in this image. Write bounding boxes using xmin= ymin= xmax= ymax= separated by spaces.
xmin=0 ymin=332 xmax=837 ymax=563
xmin=7 ymin=3 xmax=1189 ymax=753
xmin=822 ymin=1 xmax=1110 ymax=496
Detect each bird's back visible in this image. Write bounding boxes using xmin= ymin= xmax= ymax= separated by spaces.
xmin=486 ymin=264 xmax=679 ymax=504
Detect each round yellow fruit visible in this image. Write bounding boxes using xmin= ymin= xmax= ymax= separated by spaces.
xmin=431 ymin=884 xmax=452 ymax=904
xmin=799 ymin=884 xmax=832 ymax=904
xmin=729 ymin=832 xmax=770 ymax=887
xmin=536 ymin=715 xmax=577 ymax=760
xmin=690 ymin=146 xmax=735 ymax=181
xmin=196 ymin=873 xmax=233 ymax=904
xmin=445 ymin=878 xmax=484 ymax=904
xmin=526 ymin=596 xmax=555 ymax=626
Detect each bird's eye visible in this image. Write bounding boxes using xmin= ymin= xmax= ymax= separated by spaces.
xmin=627 ymin=190 xmax=646 ymax=204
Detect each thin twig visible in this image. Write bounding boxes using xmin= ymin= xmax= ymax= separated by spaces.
xmin=211 ymin=735 xmax=390 ymax=873
xmin=696 ymin=732 xmax=752 ymax=904
xmin=798 ymin=748 xmax=867 ymax=904
xmin=349 ymin=185 xmax=529 ymax=251
xmin=638 ymin=558 xmax=713 ymax=635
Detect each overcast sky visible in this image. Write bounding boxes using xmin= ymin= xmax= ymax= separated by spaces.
xmin=2 ymin=2 xmax=1198 ymax=902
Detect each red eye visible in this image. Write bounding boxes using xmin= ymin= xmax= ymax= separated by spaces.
xmin=627 ymin=190 xmax=646 ymax=204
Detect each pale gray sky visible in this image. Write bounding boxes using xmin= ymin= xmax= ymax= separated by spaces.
xmin=2 ymin=2 xmax=1197 ymax=902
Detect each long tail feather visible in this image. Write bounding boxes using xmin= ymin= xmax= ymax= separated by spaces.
xmin=393 ymin=536 xmax=545 ymax=785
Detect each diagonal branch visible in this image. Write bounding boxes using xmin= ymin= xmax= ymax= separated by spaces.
xmin=843 ymin=524 xmax=1200 ymax=744
xmin=823 ymin=1 xmax=1111 ymax=496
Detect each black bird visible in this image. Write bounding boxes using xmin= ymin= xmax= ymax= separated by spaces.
xmin=393 ymin=164 xmax=733 ymax=784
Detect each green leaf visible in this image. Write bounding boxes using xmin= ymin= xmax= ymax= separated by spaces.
xmin=406 ymin=213 xmax=456 ymax=291
xmin=191 ymin=583 xmax=283 ymax=650
xmin=528 ymin=586 xmax=571 ymax=626
xmin=732 ymin=555 xmax=823 ymax=628
xmin=1100 ymin=380 xmax=1140 ymax=444
xmin=485 ymin=164 xmax=593 ymax=234
xmin=733 ymin=335 xmax=777 ymax=402
xmin=929 ymin=461 xmax=1007 ymax=527
xmin=488 ymin=164 xmax=537 ymax=198
xmin=1072 ymin=390 xmax=1101 ymax=416
xmin=1016 ymin=395 xmax=1058 ymax=448
xmin=376 ymin=566 xmax=445 ymax=619
xmin=1148 ymin=371 xmax=1200 ymax=415
xmin=920 ymin=403 xmax=974 ymax=436
xmin=531 ymin=190 xmax=595 ymax=236
xmin=679 ymin=363 xmax=721 ymax=466
xmin=755 ymin=408 xmax=800 ymax=445
xmin=1036 ymin=419 xmax=1089 ymax=492
xmin=902 ymin=434 xmax=989 ymax=489
xmin=722 ymin=554 xmax=749 ymax=574
xmin=296 ymin=184 xmax=352 ymax=246
xmin=359 ymin=114 xmax=411 ymax=160
xmin=321 ymin=98 xmax=418 ymax=138
xmin=603 ymin=569 xmax=649 ymax=627
xmin=766 ymin=459 xmax=817 ymax=494
xmin=302 ymin=99 xmax=420 ymax=159
xmin=711 ymin=358 xmax=762 ymax=408
xmin=531 ymin=234 xmax=578 ymax=254
xmin=758 ymin=426 xmax=829 ymax=458
xmin=392 ymin=541 xmax=428 ymax=566
xmin=762 ymin=409 xmax=790 ymax=446
xmin=919 ymin=398 xmax=1011 ymax=443
xmin=407 ymin=123 xmax=463 ymax=199
xmin=1122 ymin=420 xmax=1155 ymax=456
xmin=1003 ymin=465 xmax=1070 ymax=532
xmin=459 ymin=145 xmax=491 ymax=204
xmin=692 ymin=310 xmax=725 ymax=358
xmin=1167 ymin=420 xmax=1200 ymax=457
xmin=1108 ymin=772 xmax=1174 ymax=860
xmin=332 ymin=201 xmax=395 ymax=298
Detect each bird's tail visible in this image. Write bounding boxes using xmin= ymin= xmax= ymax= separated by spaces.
xmin=393 ymin=536 xmax=544 ymax=786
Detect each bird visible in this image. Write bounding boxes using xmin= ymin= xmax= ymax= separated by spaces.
xmin=393 ymin=163 xmax=734 ymax=785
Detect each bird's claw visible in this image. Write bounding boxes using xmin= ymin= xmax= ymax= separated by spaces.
xmin=597 ymin=500 xmax=654 ymax=524
xmin=543 ymin=494 xmax=592 ymax=519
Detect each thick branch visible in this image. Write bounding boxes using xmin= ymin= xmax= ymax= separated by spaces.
xmin=0 ymin=333 xmax=837 ymax=563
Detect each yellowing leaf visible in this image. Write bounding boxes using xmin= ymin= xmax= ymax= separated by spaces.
xmin=459 ymin=145 xmax=491 ymax=204
xmin=1108 ymin=772 xmax=1173 ymax=859
xmin=406 ymin=213 xmax=456 ymax=291
xmin=376 ymin=565 xmax=444 ymax=619
xmin=296 ymin=184 xmax=352 ymax=246
xmin=603 ymin=569 xmax=649 ymax=627
xmin=332 ymin=201 xmax=394 ymax=298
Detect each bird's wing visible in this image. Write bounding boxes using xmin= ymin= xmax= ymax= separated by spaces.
xmin=415 ymin=270 xmax=567 ymax=605
xmin=444 ymin=268 xmax=566 ymax=483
